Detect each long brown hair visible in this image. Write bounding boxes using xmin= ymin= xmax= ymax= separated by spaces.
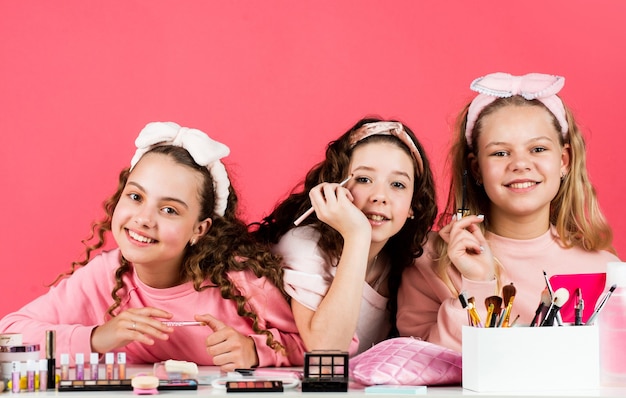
xmin=252 ymin=117 xmax=438 ymax=335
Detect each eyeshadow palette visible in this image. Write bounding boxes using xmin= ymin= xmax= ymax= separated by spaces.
xmin=58 ymin=379 xmax=133 ymax=391
xmin=57 ymin=378 xmax=198 ymax=392
xmin=226 ymin=380 xmax=283 ymax=393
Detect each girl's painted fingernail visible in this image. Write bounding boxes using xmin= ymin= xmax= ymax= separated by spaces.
xmin=452 ymin=213 xmax=458 ymax=221
xmin=479 ymin=246 xmax=485 ymax=253
xmin=477 ymin=214 xmax=485 ymax=220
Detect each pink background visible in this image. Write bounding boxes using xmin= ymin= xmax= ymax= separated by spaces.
xmin=1 ymin=1 xmax=625 ymax=317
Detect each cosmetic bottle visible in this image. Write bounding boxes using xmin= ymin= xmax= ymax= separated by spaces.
xmin=26 ymin=359 xmax=36 ymax=392
xmin=89 ymin=352 xmax=99 ymax=380
xmin=598 ymin=262 xmax=626 ymax=386
xmin=75 ymin=353 xmax=84 ymax=381
xmin=38 ymin=359 xmax=48 ymax=391
xmin=11 ymin=361 xmax=20 ymax=393
xmin=60 ymin=353 xmax=70 ymax=380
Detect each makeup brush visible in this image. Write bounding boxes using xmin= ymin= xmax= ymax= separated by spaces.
xmin=542 ymin=270 xmax=562 ymax=326
xmin=500 ymin=283 xmax=516 ymax=327
xmin=457 ymin=170 xmax=470 ymax=219
xmin=484 ymin=295 xmax=503 ymax=328
xmin=529 ymin=288 xmax=552 ymax=327
xmin=458 ymin=291 xmax=472 ymax=326
xmin=467 ymin=296 xmax=483 ymax=327
xmin=541 ymin=287 xmax=570 ymax=326
xmin=293 ymin=175 xmax=352 ymax=226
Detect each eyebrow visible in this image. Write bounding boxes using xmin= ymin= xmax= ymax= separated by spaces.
xmin=484 ymin=136 xmax=556 ymax=149
xmin=126 ymin=181 xmax=189 ymax=209
xmin=351 ymin=165 xmax=413 ymax=181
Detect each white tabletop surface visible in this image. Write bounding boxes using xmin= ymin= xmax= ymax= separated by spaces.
xmin=6 ymin=365 xmax=623 ymax=398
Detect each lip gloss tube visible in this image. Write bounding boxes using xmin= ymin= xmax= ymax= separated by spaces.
xmin=60 ymin=353 xmax=70 ymax=380
xmin=75 ymin=353 xmax=85 ymax=380
xmin=89 ymin=352 xmax=99 ymax=380
xmin=39 ymin=359 xmax=48 ymax=391
xmin=27 ymin=359 xmax=36 ymax=392
xmin=105 ymin=353 xmax=114 ymax=380
xmin=12 ymin=361 xmax=21 ymax=393
xmin=46 ymin=330 xmax=56 ymax=389
xmin=116 ymin=352 xmax=126 ymax=379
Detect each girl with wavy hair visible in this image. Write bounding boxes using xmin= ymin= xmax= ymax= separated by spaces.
xmin=0 ymin=122 xmax=305 ymax=371
xmin=253 ymin=117 xmax=437 ymax=355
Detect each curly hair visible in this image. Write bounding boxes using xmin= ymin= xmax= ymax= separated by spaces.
xmin=434 ymin=95 xmax=616 ymax=295
xmin=252 ymin=117 xmax=438 ymax=335
xmin=54 ymin=145 xmax=288 ymax=354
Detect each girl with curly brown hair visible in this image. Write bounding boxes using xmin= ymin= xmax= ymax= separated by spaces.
xmin=0 ymin=122 xmax=305 ymax=371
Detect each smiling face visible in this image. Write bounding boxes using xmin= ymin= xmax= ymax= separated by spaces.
xmin=470 ymin=104 xmax=570 ymax=233
xmin=111 ymin=152 xmax=211 ymax=285
xmin=347 ymin=140 xmax=415 ymax=251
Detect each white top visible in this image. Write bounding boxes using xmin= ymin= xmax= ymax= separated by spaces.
xmin=273 ymin=226 xmax=390 ymax=355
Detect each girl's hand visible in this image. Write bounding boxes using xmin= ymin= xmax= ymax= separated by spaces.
xmin=90 ymin=307 xmax=174 ymax=353
xmin=439 ymin=214 xmax=495 ymax=281
xmin=309 ymin=181 xmax=370 ymax=237
xmin=196 ymin=313 xmax=259 ymax=372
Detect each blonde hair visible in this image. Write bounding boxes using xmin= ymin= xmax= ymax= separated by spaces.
xmin=434 ymin=95 xmax=615 ymax=295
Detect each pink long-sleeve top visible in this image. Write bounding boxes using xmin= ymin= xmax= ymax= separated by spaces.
xmin=397 ymin=227 xmax=620 ymax=352
xmin=0 ymin=249 xmax=305 ymax=367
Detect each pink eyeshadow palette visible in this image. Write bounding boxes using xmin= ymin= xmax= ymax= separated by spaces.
xmin=226 ymin=380 xmax=283 ymax=392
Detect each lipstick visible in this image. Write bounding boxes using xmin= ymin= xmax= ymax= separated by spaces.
xmin=574 ymin=288 xmax=584 ymax=326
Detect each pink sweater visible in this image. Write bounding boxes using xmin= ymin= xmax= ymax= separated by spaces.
xmin=0 ymin=249 xmax=305 ymax=367
xmin=397 ymin=227 xmax=620 ymax=352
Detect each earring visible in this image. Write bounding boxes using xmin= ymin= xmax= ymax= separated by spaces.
xmin=408 ymin=215 xmax=415 ymax=220
xmin=190 ymin=238 xmax=197 ymax=246
xmin=560 ymin=171 xmax=567 ymax=180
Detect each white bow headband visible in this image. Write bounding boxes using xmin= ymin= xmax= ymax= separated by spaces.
xmin=465 ymin=72 xmax=569 ymax=148
xmin=130 ymin=122 xmax=231 ymax=217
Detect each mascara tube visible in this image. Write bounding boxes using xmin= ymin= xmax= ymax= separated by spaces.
xmin=45 ymin=330 xmax=56 ymax=389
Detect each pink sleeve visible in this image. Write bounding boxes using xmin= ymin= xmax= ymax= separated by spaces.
xmin=0 ymin=251 xmax=119 ymax=362
xmin=229 ymin=271 xmax=307 ymax=367
xmin=396 ymin=238 xmax=498 ymax=352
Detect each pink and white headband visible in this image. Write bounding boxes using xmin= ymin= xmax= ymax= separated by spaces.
xmin=465 ymin=72 xmax=569 ymax=147
xmin=130 ymin=122 xmax=231 ymax=217
xmin=349 ymin=121 xmax=424 ymax=175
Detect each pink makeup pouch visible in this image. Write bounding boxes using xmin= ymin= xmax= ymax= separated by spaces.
xmin=349 ymin=337 xmax=462 ymax=386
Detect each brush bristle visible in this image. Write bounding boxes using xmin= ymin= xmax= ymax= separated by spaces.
xmin=502 ymin=283 xmax=516 ymax=304
xmin=540 ymin=288 xmax=552 ymax=306
xmin=553 ymin=287 xmax=570 ymax=307
xmin=485 ymin=295 xmax=503 ymax=310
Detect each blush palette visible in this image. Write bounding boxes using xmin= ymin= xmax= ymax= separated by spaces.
xmin=225 ymin=380 xmax=283 ymax=393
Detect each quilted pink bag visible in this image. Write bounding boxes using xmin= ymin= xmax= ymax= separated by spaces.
xmin=349 ymin=337 xmax=462 ymax=386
